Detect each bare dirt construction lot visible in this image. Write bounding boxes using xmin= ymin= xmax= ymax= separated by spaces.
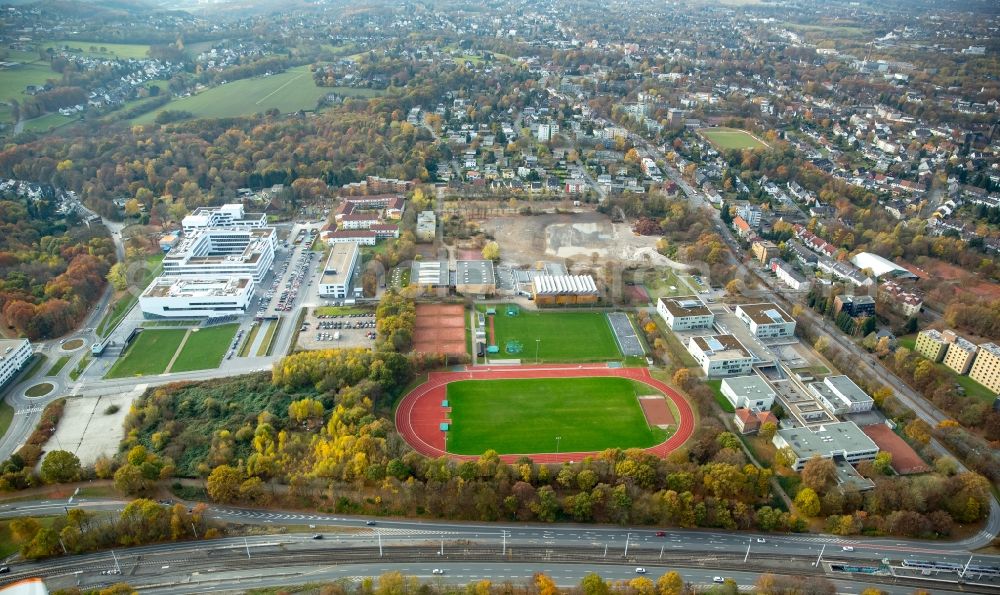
xmin=297 ymin=308 xmax=377 ymax=351
xmin=413 ymin=303 xmax=466 ymax=356
xmin=47 ymin=390 xmax=140 ymax=466
xmin=907 ymin=257 xmax=1000 ymax=301
xmin=481 ymin=211 xmax=675 ymax=268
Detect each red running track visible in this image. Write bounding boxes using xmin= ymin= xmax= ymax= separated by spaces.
xmin=394 ymin=365 xmax=695 ymax=464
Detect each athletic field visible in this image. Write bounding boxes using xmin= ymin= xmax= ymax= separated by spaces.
xmin=699 ymin=127 xmax=768 ymax=150
xmin=445 ymin=377 xmax=666 ymax=455
xmin=483 ymin=308 xmax=621 ymax=362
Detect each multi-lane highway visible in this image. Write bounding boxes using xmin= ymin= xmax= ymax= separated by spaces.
xmin=1 ymin=498 xmax=998 ymax=593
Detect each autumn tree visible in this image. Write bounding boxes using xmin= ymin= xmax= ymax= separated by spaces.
xmin=656 ymin=571 xmax=684 ymax=595
xmin=794 ymin=487 xmax=821 ymax=517
xmin=207 ymin=464 xmax=243 ymax=504
xmin=481 ymin=240 xmax=500 ymax=261
xmin=904 ymin=419 xmax=932 ymax=445
xmin=40 ymin=450 xmax=81 ymax=484
xmin=801 ymin=456 xmax=837 ymax=493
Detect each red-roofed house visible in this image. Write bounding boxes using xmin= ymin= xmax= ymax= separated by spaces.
xmin=733 ymin=408 xmax=778 ymax=434
xmin=732 ymin=216 xmax=753 ymax=240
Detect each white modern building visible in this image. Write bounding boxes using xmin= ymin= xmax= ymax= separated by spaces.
xmin=721 ymin=374 xmax=776 ymax=411
xmin=0 ymin=338 xmax=32 ymax=387
xmin=808 ymin=375 xmax=874 ymax=415
xmin=687 ymin=335 xmax=754 ymax=377
xmin=139 ymin=276 xmax=255 ymax=318
xmin=735 ymin=303 xmax=796 ymax=339
xmin=772 ymin=422 xmax=879 ymax=471
xmin=182 ymin=203 xmax=267 ymax=233
xmin=318 ymin=242 xmax=359 ymax=299
xmin=657 ymin=296 xmax=714 ymax=331
xmin=162 ymin=228 xmax=276 ymax=282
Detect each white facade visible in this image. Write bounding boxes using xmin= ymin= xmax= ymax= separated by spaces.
xmin=182 ymin=204 xmax=267 ymax=233
xmin=0 ymin=339 xmax=32 ymax=388
xmin=772 ymin=422 xmax=879 ymax=471
xmin=721 ymin=374 xmax=776 ymax=410
xmin=318 ymin=242 xmax=359 ymax=299
xmin=162 ymin=228 xmax=276 ymax=282
xmin=656 ymin=296 xmax=714 ymax=331
xmin=808 ymin=375 xmax=874 ymax=415
xmin=139 ymin=276 xmax=255 ymax=318
xmin=735 ymin=303 xmax=796 ymax=339
xmin=687 ymin=335 xmax=754 ymax=377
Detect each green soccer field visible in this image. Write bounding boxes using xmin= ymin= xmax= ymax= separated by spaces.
xmin=170 ymin=323 xmax=239 ymax=373
xmin=481 ymin=308 xmax=622 ymax=362
xmin=445 ymin=377 xmax=666 ymax=455
xmin=105 ymin=329 xmax=187 ymax=378
xmin=699 ymin=127 xmax=768 ymax=150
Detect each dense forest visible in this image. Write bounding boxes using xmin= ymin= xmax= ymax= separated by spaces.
xmin=0 ymin=195 xmax=114 ymax=339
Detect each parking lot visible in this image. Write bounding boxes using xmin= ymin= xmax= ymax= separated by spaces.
xmin=296 ymin=308 xmax=378 ymax=350
xmin=258 ymin=228 xmax=319 ymax=318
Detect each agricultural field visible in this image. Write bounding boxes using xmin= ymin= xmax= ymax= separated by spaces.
xmin=21 ymin=112 xmax=76 ymax=134
xmin=169 ymin=324 xmax=239 ymax=373
xmin=0 ymin=61 xmax=59 ymax=104
xmin=44 ymin=40 xmax=151 ymax=60
xmin=133 ymin=65 xmax=383 ymax=124
xmin=446 ymin=377 xmax=667 ymax=455
xmin=480 ymin=308 xmax=621 ymax=362
xmin=105 ymin=329 xmax=187 ymax=378
xmin=699 ymin=127 xmax=769 ymax=151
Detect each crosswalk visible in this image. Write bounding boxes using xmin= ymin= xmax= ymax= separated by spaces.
xmin=15 ymin=407 xmax=44 ymax=415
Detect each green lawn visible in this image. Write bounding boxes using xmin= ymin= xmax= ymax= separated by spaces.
xmin=21 ymin=112 xmax=76 ymax=133
xmin=133 ymin=65 xmax=383 ymax=124
xmin=446 ymin=377 xmax=665 ymax=455
xmin=45 ymin=40 xmax=151 ymax=60
xmin=700 ymin=127 xmax=768 ymax=151
xmin=257 ymin=317 xmax=282 ymax=356
xmin=898 ymin=335 xmax=994 ymax=403
xmin=0 ymin=402 xmax=14 ymax=442
xmin=25 ymin=383 xmax=54 ymax=397
xmin=0 ymin=62 xmax=59 ymax=104
xmin=45 ymin=356 xmax=70 ymax=376
xmin=479 ymin=308 xmax=621 ymax=362
xmin=68 ymin=355 xmax=90 ymax=381
xmin=314 ymin=306 xmax=370 ymax=316
xmin=705 ymin=379 xmax=735 ymax=413
xmin=105 ymin=329 xmax=186 ymax=378
xmin=169 ymin=324 xmax=239 ymax=373
xmin=643 ymin=269 xmax=689 ymax=299
xmin=238 ymin=322 xmax=261 ymax=357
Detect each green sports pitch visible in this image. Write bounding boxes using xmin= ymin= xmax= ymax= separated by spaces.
xmin=445 ymin=377 xmax=667 ymax=455
xmin=481 ymin=308 xmax=621 ymax=362
xmin=699 ymin=127 xmax=768 ymax=150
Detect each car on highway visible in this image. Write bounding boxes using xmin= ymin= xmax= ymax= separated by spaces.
xmin=432 ymin=569 xmax=444 ymax=575
xmin=756 ymin=537 xmax=766 ymax=543
xmin=842 ymin=546 xmax=855 ymax=552
xmin=312 ymin=534 xmax=323 ymax=540
xmin=634 ymin=568 xmax=646 ymax=574
xmin=365 ymin=520 xmax=377 ymax=526
xmin=712 ymin=576 xmax=725 ymax=583
xmin=0 ymin=567 xmax=9 ymax=574
xmin=655 ymin=531 xmax=666 ymax=537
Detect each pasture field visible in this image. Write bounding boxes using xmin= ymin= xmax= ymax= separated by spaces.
xmin=169 ymin=324 xmax=239 ymax=373
xmin=481 ymin=308 xmax=621 ymax=362
xmin=446 ymin=377 xmax=666 ymax=455
xmin=134 ymin=65 xmax=383 ymax=124
xmin=45 ymin=41 xmax=151 ymax=59
xmin=699 ymin=127 xmax=768 ymax=151
xmin=0 ymin=62 xmax=58 ymax=103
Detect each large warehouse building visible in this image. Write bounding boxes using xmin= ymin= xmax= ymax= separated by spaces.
xmin=139 ymin=276 xmax=255 ymax=318
xmin=531 ymin=274 xmax=599 ymax=305
xmin=162 ymin=228 xmax=276 ymax=282
xmin=455 ymin=260 xmax=496 ymax=296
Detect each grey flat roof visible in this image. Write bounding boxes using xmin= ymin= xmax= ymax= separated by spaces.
xmin=456 ymin=260 xmax=495 ymax=286
xmin=738 ymin=302 xmax=794 ymax=325
xmin=777 ymin=421 xmax=878 ymax=458
xmin=411 ymin=260 xmax=450 ymax=286
xmin=825 ymin=375 xmax=872 ymax=404
xmin=321 ymin=242 xmax=358 ymax=286
xmin=722 ymin=374 xmax=775 ymax=399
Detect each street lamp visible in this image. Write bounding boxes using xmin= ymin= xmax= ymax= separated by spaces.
xmin=555 ymin=436 xmax=561 ymax=453
xmin=535 ymin=338 xmax=540 ymax=364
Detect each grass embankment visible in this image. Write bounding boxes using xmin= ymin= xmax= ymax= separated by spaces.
xmin=105 ymin=329 xmax=186 ymax=378
xmin=45 ymin=356 xmax=71 ymax=377
xmin=169 ymin=324 xmax=239 ymax=373
xmin=446 ymin=377 xmax=666 ymax=455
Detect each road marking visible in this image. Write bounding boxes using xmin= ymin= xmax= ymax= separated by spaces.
xmin=15 ymin=407 xmax=44 ymax=415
